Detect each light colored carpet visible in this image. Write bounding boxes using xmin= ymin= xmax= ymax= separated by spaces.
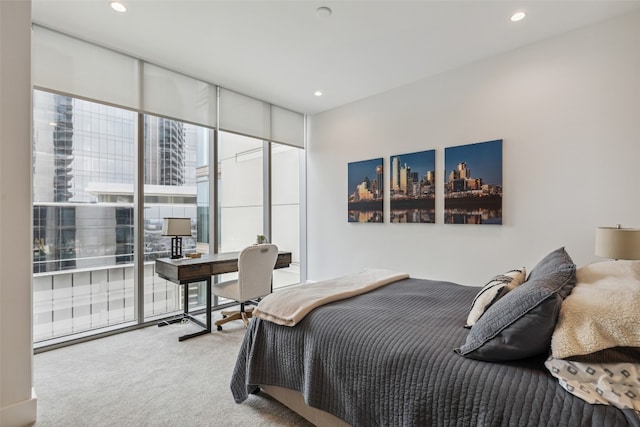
xmin=33 ymin=311 xmax=313 ymax=427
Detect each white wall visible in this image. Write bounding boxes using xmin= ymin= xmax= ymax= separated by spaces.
xmin=0 ymin=1 xmax=37 ymax=426
xmin=307 ymin=10 xmax=640 ymax=285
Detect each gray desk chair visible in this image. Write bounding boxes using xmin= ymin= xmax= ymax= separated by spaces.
xmin=212 ymin=244 xmax=278 ymax=330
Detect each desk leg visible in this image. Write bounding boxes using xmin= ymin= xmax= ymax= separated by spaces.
xmin=157 ymin=282 xmax=190 ymax=328
xmin=206 ymin=277 xmax=212 ymax=333
xmin=159 ymin=280 xmax=212 ymax=342
xmin=183 ymin=281 xmax=189 ymax=317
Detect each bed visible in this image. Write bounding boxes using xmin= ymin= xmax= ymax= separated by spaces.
xmin=230 ymin=248 xmax=640 ymax=426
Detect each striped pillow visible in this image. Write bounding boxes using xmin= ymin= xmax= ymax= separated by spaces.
xmin=465 ymin=268 xmax=526 ymax=328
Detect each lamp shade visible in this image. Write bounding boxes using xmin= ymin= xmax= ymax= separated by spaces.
xmin=595 ymin=226 xmax=640 ymax=260
xmin=162 ymin=217 xmax=192 ymax=236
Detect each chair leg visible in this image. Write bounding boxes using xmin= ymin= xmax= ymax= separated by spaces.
xmin=241 ymin=311 xmax=249 ymax=327
xmin=221 ymin=306 xmax=254 ymax=317
xmin=215 ymin=311 xmax=242 ymax=330
xmin=215 ymin=304 xmax=254 ymax=330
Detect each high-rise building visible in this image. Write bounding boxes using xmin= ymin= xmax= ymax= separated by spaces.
xmin=145 ymin=117 xmax=187 ymax=186
xmin=391 ymin=156 xmax=400 ymax=193
xmin=376 ymin=164 xmax=383 ymax=198
xmin=425 ymin=170 xmax=435 ymax=185
xmin=457 ymin=162 xmax=470 ymax=179
xmin=400 ymin=163 xmax=410 ymax=194
xmin=52 ymin=95 xmax=74 ymax=202
xmin=32 ymin=90 xmax=197 ymax=273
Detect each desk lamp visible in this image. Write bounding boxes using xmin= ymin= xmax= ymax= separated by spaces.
xmin=163 ymin=217 xmax=192 ymax=259
xmin=595 ymin=225 xmax=640 ymax=260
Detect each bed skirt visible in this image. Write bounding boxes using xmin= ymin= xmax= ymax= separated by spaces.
xmin=261 ymin=385 xmax=349 ymax=427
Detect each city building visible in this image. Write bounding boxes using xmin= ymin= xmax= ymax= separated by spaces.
xmin=33 ymin=92 xmax=199 ymax=274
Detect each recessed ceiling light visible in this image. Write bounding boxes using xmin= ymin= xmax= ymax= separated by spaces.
xmin=316 ymin=6 xmax=332 ymax=18
xmin=314 ymin=91 xmax=323 ymax=97
xmin=110 ymin=1 xmax=127 ymax=13
xmin=510 ymin=11 xmax=526 ymax=22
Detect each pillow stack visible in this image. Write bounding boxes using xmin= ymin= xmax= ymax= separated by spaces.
xmin=543 ymin=260 xmax=640 ymax=415
xmin=456 ymin=247 xmax=576 ymax=362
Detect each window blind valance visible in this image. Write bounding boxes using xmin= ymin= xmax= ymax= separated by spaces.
xmin=271 ymin=105 xmax=305 ymax=148
xmin=142 ymin=63 xmax=217 ymax=129
xmin=32 ymin=26 xmax=141 ymax=110
xmin=32 ymin=25 xmax=304 ymax=148
xmin=218 ymin=89 xmax=305 ymax=148
xmin=219 ymin=88 xmax=270 ymax=141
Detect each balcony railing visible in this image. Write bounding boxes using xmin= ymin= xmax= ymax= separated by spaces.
xmin=33 ymin=259 xmax=300 ymax=344
xmin=33 ymin=261 xmax=182 ymax=343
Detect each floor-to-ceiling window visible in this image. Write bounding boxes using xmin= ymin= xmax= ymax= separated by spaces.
xmin=271 ymin=143 xmax=302 ymax=288
xmin=33 ymin=90 xmax=138 ymax=341
xmin=218 ymin=131 xmax=264 ymax=253
xmin=32 ymin=26 xmax=306 ymax=347
xmin=216 ymin=135 xmax=302 ymax=289
xmin=32 ymin=90 xmax=304 ymax=346
xmin=143 ymin=115 xmax=212 ymax=320
xmin=32 ymin=92 xmax=217 ymax=342
xmin=215 ymin=131 xmax=264 ymax=291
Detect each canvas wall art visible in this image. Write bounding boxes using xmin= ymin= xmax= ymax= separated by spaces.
xmin=348 ymin=158 xmax=383 ymax=223
xmin=390 ymin=150 xmax=436 ymax=223
xmin=444 ymin=139 xmax=502 ymax=225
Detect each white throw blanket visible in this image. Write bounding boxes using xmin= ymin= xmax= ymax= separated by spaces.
xmin=551 ymin=260 xmax=640 ymax=359
xmin=254 ymin=268 xmax=410 ymax=326
xmin=545 ymin=357 xmax=640 ymax=417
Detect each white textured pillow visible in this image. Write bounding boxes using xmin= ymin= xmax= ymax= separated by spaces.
xmin=465 ymin=268 xmax=526 ymax=328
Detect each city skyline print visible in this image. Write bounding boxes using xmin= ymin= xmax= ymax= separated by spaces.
xmin=444 ymin=139 xmax=503 ymax=225
xmin=390 ymin=150 xmax=436 ymax=223
xmin=348 ymin=158 xmax=383 ymax=223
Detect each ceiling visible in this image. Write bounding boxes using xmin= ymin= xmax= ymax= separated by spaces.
xmin=32 ymin=0 xmax=640 ymax=116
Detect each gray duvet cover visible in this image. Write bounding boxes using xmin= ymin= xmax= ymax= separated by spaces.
xmin=231 ymin=278 xmax=638 ymax=426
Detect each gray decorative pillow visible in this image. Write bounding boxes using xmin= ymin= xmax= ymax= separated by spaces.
xmin=465 ymin=267 xmax=526 ymax=328
xmin=455 ymin=247 xmax=576 ymax=362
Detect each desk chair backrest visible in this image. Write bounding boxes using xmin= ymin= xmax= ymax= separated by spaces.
xmin=236 ymin=244 xmax=279 ymax=302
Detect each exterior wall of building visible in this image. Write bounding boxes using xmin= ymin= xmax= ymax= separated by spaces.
xmin=33 ymin=91 xmax=199 ymax=273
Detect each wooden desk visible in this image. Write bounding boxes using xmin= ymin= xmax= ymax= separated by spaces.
xmin=155 ymin=251 xmax=292 ymax=341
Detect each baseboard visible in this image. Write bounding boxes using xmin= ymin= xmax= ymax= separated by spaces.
xmin=0 ymin=388 xmax=37 ymax=427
